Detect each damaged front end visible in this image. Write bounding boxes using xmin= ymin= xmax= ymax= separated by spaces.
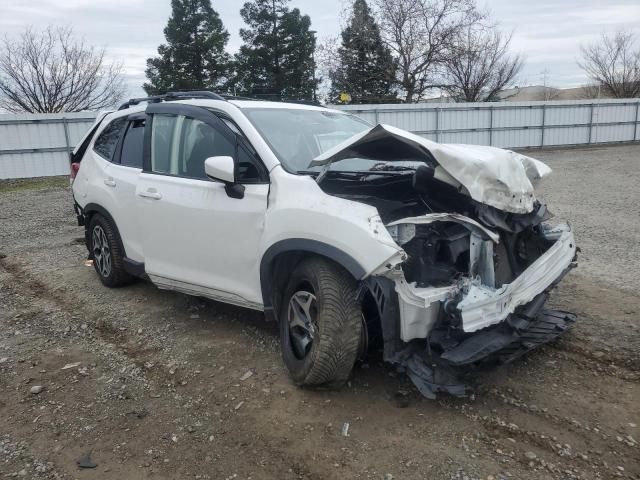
xmin=314 ymin=124 xmax=578 ymax=399
xmin=376 ymin=214 xmax=577 ymax=399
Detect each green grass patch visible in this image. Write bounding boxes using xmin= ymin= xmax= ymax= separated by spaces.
xmin=0 ymin=176 xmax=69 ymax=194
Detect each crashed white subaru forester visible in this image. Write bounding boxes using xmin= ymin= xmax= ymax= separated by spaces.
xmin=71 ymin=91 xmax=577 ymax=398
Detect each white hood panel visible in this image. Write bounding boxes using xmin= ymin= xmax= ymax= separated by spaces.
xmin=311 ymin=124 xmax=551 ymax=214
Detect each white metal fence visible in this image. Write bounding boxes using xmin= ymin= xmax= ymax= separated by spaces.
xmin=332 ymin=98 xmax=640 ymax=149
xmin=1 ymin=98 xmax=639 ymax=179
xmin=0 ymin=112 xmax=97 ymax=179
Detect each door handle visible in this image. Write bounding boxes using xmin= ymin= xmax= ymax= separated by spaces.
xmin=137 ymin=189 xmax=162 ymax=200
xmin=104 ymin=177 xmax=116 ymax=187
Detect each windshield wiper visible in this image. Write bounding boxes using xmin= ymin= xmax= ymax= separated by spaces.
xmin=297 ymin=165 xmax=413 ymax=185
xmin=369 ymin=162 xmax=417 ymax=172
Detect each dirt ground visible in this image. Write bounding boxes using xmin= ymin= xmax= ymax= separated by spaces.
xmin=1 ymin=144 xmax=639 ymax=480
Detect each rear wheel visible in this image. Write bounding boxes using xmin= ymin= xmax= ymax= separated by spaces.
xmin=279 ymin=257 xmax=362 ymax=388
xmin=88 ymin=214 xmax=132 ymax=287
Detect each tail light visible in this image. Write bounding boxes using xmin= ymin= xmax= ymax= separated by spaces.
xmin=70 ymin=162 xmax=81 ymax=185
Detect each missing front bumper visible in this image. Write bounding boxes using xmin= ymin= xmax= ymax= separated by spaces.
xmin=406 ymin=308 xmax=577 ymax=399
xmin=393 ymin=224 xmax=577 ymax=341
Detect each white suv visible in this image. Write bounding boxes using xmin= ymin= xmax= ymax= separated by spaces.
xmin=71 ymin=91 xmax=577 ymax=398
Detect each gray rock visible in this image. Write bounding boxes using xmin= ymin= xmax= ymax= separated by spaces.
xmin=524 ymin=451 xmax=537 ymax=460
xmin=30 ymin=385 xmax=44 ymax=394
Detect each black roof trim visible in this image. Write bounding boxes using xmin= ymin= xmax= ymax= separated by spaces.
xmin=118 ymin=90 xmax=322 ymax=110
xmin=118 ymin=90 xmax=226 ymax=110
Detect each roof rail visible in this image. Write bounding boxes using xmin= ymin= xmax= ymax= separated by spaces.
xmin=118 ymin=96 xmax=163 ymax=110
xmin=118 ymin=90 xmax=226 ymax=110
xmin=118 ymin=90 xmax=321 ymax=110
xmin=164 ymin=91 xmax=225 ymax=101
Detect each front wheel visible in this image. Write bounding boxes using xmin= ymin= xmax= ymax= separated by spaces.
xmin=279 ymin=257 xmax=362 ymax=388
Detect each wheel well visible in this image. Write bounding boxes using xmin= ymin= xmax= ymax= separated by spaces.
xmin=260 ymin=240 xmax=366 ymax=319
xmin=268 ymin=251 xmax=307 ymax=321
xmin=265 ymin=250 xmax=383 ymax=358
xmin=82 ymin=204 xmax=127 ymax=258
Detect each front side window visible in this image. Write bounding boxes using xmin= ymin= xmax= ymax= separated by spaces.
xmin=150 ymin=114 xmax=235 ymax=179
xmin=243 ymin=108 xmax=370 ymax=173
xmin=93 ymin=117 xmax=127 ymax=161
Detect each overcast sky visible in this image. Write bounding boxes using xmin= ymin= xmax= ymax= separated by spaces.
xmin=2 ymin=0 xmax=640 ymax=99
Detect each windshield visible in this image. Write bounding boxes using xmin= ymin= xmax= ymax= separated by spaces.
xmin=243 ymin=108 xmax=373 ymax=173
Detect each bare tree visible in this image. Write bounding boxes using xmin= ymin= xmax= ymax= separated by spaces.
xmin=0 ymin=27 xmax=125 ymax=113
xmin=539 ymin=87 xmax=560 ymax=101
xmin=578 ymin=31 xmax=640 ymax=98
xmin=375 ymin=0 xmax=483 ymax=102
xmin=442 ymin=26 xmax=523 ymax=102
xmin=580 ymin=83 xmax=602 ymax=99
xmin=315 ymin=36 xmax=342 ymax=102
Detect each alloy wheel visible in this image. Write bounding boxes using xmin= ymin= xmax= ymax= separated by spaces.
xmin=287 ymin=289 xmax=318 ymax=359
xmin=92 ymin=225 xmax=112 ymax=278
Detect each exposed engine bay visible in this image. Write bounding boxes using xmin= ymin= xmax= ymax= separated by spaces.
xmin=312 ymin=124 xmax=578 ymax=398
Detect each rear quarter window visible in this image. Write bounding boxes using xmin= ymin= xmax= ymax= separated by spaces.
xmin=119 ymin=119 xmax=145 ymax=168
xmin=93 ymin=117 xmax=127 ymax=161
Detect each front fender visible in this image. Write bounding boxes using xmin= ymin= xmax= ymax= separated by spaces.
xmin=259 ymin=169 xmax=405 ymax=313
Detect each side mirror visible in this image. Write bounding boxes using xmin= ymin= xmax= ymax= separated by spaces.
xmin=204 ymin=156 xmax=245 ymax=199
xmin=205 ymin=156 xmax=235 ymax=183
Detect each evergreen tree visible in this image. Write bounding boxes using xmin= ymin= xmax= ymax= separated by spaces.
xmin=331 ymin=0 xmax=397 ymax=103
xmin=143 ymin=0 xmax=231 ymax=95
xmin=234 ymin=0 xmax=317 ymax=100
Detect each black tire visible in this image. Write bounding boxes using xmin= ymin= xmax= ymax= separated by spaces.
xmin=280 ymin=257 xmax=362 ymax=388
xmin=88 ymin=214 xmax=132 ymax=288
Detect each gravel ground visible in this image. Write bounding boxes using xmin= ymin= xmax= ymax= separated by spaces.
xmin=526 ymin=144 xmax=640 ymax=291
xmin=1 ymin=144 xmax=639 ymax=480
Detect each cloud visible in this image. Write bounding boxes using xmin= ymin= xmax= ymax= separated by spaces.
xmin=1 ymin=0 xmax=638 ymax=98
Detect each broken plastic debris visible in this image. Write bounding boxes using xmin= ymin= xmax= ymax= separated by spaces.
xmin=341 ymin=423 xmax=350 ymax=437
xmin=61 ymin=362 xmax=82 ymax=370
xmin=84 ymin=259 xmax=94 ymax=267
xmin=77 ymin=452 xmax=97 ymax=469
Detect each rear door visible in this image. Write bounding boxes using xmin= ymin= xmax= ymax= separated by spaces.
xmin=135 ymin=103 xmax=270 ymax=308
xmin=75 ymin=115 xmax=127 ymax=232
xmin=107 ymin=113 xmax=146 ymax=261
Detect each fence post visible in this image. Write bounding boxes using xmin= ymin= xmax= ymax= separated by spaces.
xmin=435 ymin=107 xmax=440 ymax=143
xmin=61 ymin=116 xmax=71 ymax=154
xmin=489 ymin=106 xmax=493 ymax=146
xmin=634 ymin=101 xmax=639 ymax=141
xmin=540 ymin=104 xmax=546 ymax=147
xmin=588 ymin=103 xmax=595 ymax=144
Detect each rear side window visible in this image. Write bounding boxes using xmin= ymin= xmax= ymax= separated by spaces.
xmin=119 ymin=119 xmax=145 ymax=168
xmin=150 ymin=114 xmax=175 ymax=174
xmin=93 ymin=117 xmax=127 ymax=161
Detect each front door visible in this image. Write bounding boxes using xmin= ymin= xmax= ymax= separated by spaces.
xmin=135 ymin=103 xmax=270 ymax=309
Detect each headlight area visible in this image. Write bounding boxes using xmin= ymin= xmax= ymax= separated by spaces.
xmin=366 ymin=215 xmax=578 ymax=399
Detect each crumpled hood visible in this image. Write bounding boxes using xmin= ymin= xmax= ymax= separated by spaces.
xmin=310 ymin=124 xmax=551 ymax=214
